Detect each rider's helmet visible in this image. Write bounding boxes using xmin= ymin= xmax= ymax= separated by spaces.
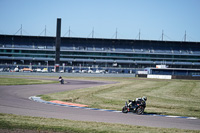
xmin=142 ymin=96 xmax=147 ymax=101
xmin=59 ymin=76 xmax=62 ymax=79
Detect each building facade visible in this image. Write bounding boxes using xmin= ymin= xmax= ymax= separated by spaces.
xmin=0 ymin=34 xmax=200 ymax=70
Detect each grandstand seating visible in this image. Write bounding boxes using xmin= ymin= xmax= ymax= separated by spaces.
xmin=1 ymin=35 xmax=199 ymax=54
xmin=1 ymin=39 xmax=200 ymax=55
xmin=1 ymin=42 xmax=200 ymax=55
xmin=0 ymin=35 xmax=200 ymax=68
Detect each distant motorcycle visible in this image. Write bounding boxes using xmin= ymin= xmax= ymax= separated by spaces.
xmin=59 ymin=76 xmax=64 ymax=84
xmin=122 ymin=98 xmax=146 ymax=115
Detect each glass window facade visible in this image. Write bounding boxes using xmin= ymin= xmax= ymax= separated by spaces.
xmin=0 ymin=35 xmax=200 ymax=68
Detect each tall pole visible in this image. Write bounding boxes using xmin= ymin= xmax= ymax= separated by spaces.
xmin=184 ymin=30 xmax=186 ymax=42
xmin=20 ymin=24 xmax=22 ymax=36
xmin=45 ymin=25 xmax=46 ymax=36
xmin=55 ymin=18 xmax=61 ymax=72
xmin=139 ymin=29 xmax=141 ymax=40
xmin=92 ymin=27 xmax=94 ymax=38
xmin=68 ymin=26 xmax=71 ymax=37
xmin=162 ymin=30 xmax=164 ymax=41
xmin=115 ymin=28 xmax=118 ymax=39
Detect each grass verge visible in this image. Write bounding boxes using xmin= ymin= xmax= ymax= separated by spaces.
xmin=0 ymin=113 xmax=199 ymax=133
xmin=40 ymin=77 xmax=200 ymax=118
xmin=0 ymin=76 xmax=199 ymax=132
xmin=0 ymin=77 xmax=57 ymax=85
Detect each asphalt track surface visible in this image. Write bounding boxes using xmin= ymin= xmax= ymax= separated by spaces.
xmin=0 ymin=77 xmax=200 ymax=130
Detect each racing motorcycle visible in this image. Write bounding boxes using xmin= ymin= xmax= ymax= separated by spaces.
xmin=122 ymin=99 xmax=146 ymax=115
xmin=59 ymin=77 xmax=64 ymax=84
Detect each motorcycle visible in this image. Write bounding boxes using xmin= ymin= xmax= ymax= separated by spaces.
xmin=59 ymin=78 xmax=64 ymax=84
xmin=122 ymin=99 xmax=146 ymax=115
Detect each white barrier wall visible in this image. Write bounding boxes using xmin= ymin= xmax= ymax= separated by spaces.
xmin=147 ymin=75 xmax=172 ymax=79
xmin=137 ymin=71 xmax=148 ymax=74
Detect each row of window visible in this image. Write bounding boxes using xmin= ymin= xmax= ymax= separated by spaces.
xmin=1 ymin=49 xmax=200 ymax=59
xmin=0 ymin=54 xmax=199 ymax=64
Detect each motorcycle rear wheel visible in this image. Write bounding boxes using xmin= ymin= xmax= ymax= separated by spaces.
xmin=136 ymin=106 xmax=144 ymax=115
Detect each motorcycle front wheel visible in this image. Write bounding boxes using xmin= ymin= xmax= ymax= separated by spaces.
xmin=122 ymin=106 xmax=128 ymax=113
xmin=136 ymin=106 xmax=144 ymax=115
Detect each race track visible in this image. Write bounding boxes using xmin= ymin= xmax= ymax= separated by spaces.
xmin=0 ymin=77 xmax=200 ymax=130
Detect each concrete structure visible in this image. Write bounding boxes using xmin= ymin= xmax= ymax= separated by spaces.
xmin=0 ymin=34 xmax=200 ymax=73
xmin=55 ymin=18 xmax=61 ymax=72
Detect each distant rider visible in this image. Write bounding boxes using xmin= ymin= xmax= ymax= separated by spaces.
xmin=59 ymin=76 xmax=64 ymax=84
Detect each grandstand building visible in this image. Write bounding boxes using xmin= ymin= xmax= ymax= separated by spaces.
xmin=0 ymin=34 xmax=200 ymax=71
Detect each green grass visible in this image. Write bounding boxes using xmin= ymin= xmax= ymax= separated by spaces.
xmin=0 ymin=77 xmax=57 ymax=85
xmin=41 ymin=77 xmax=200 ymax=118
xmin=0 ymin=76 xmax=200 ymax=132
xmin=0 ymin=113 xmax=199 ymax=133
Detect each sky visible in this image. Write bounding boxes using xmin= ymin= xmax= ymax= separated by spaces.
xmin=0 ymin=0 xmax=200 ymax=42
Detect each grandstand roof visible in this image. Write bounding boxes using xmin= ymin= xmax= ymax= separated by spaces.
xmin=0 ymin=34 xmax=200 ymax=44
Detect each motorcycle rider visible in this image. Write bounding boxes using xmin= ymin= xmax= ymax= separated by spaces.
xmin=142 ymin=96 xmax=147 ymax=101
xmin=59 ymin=76 xmax=64 ymax=84
xmin=128 ymin=96 xmax=147 ymax=107
xmin=137 ymin=96 xmax=147 ymax=102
